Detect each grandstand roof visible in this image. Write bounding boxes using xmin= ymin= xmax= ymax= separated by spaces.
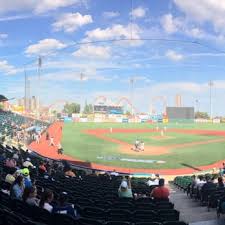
xmin=0 ymin=95 xmax=8 ymax=102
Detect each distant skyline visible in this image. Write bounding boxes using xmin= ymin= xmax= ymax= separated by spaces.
xmin=0 ymin=0 xmax=225 ymax=115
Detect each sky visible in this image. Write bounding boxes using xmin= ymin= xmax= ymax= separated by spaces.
xmin=0 ymin=0 xmax=225 ymax=115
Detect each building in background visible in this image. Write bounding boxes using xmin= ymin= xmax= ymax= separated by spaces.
xmin=31 ymin=96 xmax=37 ymax=112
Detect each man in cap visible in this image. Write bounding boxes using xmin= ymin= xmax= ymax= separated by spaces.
xmin=118 ymin=176 xmax=133 ymax=198
xmin=22 ymin=168 xmax=32 ymax=188
xmin=23 ymin=158 xmax=35 ymax=168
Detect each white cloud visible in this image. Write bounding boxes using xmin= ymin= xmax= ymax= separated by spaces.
xmin=73 ymin=45 xmax=111 ymax=59
xmin=174 ymin=0 xmax=225 ymax=34
xmin=0 ymin=60 xmax=17 ymax=75
xmin=165 ymin=50 xmax=184 ymax=61
xmin=25 ymin=38 xmax=66 ymax=56
xmin=160 ymin=14 xmax=181 ymax=34
xmin=0 ymin=33 xmax=8 ymax=39
xmin=130 ymin=6 xmax=147 ymax=19
xmin=52 ymin=12 xmax=93 ymax=33
xmin=0 ymin=0 xmax=82 ymax=14
xmin=84 ymin=24 xmax=143 ymax=46
xmin=103 ymin=11 xmax=120 ymax=19
xmin=0 ymin=14 xmax=32 ymax=21
xmin=160 ymin=13 xmax=223 ymax=42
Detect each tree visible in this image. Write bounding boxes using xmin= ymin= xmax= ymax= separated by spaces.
xmin=195 ymin=111 xmax=210 ymax=119
xmin=83 ymin=102 xmax=93 ymax=114
xmin=125 ymin=110 xmax=131 ymax=116
xmin=63 ymin=103 xmax=80 ymax=115
xmin=0 ymin=103 xmax=3 ymax=110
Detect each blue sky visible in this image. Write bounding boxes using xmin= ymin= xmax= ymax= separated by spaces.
xmin=0 ymin=0 xmax=225 ymax=115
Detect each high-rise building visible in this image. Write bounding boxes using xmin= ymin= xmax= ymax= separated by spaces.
xmin=18 ymin=98 xmax=25 ymax=107
xmin=175 ymin=94 xmax=182 ymax=107
xmin=31 ymin=96 xmax=37 ymax=112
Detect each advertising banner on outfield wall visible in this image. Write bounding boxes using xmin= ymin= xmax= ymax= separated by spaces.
xmin=80 ymin=118 xmax=88 ymax=122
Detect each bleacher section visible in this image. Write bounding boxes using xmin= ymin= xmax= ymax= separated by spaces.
xmin=0 ymin=111 xmax=189 ymax=225
xmin=173 ymin=176 xmax=225 ymax=219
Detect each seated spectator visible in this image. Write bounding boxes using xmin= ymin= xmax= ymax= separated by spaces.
xmin=110 ymin=169 xmax=119 ymax=176
xmin=12 ymin=152 xmax=19 ymax=160
xmin=22 ymin=168 xmax=32 ymax=188
xmin=23 ymin=186 xmax=39 ymax=206
xmin=23 ymin=158 xmax=34 ymax=169
xmin=5 ymin=170 xmax=16 ymax=184
xmin=147 ymin=174 xmax=160 ymax=186
xmin=65 ymin=168 xmax=76 ymax=178
xmin=217 ymin=177 xmax=225 ymax=189
xmin=10 ymin=175 xmax=24 ymax=200
xmin=195 ymin=175 xmax=206 ymax=190
xmin=150 ymin=178 xmax=169 ymax=200
xmin=39 ymin=189 xmax=54 ymax=213
xmin=39 ymin=161 xmax=47 ymax=175
xmin=201 ymin=176 xmax=216 ymax=193
xmin=53 ymin=192 xmax=78 ymax=218
xmin=5 ymin=158 xmax=16 ymax=168
xmin=118 ymin=177 xmax=133 ymax=198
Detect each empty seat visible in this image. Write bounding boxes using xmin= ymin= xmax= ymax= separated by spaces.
xmin=132 ymin=210 xmax=157 ymax=222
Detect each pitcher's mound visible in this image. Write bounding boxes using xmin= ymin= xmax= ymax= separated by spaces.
xmin=120 ymin=144 xmax=170 ymax=156
xmin=150 ymin=135 xmax=174 ymax=140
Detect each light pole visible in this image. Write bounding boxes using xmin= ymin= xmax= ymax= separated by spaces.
xmin=129 ymin=77 xmax=134 ymax=116
xmin=195 ymin=99 xmax=199 ymax=112
xmin=208 ymin=80 xmax=214 ymax=119
xmin=37 ymin=56 xmax=42 ymax=119
xmin=80 ymin=72 xmax=85 ymax=112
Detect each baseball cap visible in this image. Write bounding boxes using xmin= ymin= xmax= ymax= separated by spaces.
xmin=22 ymin=168 xmax=29 ymax=176
xmin=121 ymin=181 xmax=128 ymax=188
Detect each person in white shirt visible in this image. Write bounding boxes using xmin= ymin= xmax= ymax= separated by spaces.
xmin=147 ymin=174 xmax=160 ymax=186
xmin=110 ymin=170 xmax=119 ymax=176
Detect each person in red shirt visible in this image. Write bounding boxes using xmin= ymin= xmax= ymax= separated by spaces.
xmin=150 ymin=178 xmax=169 ymax=200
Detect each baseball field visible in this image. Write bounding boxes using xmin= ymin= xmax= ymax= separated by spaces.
xmin=60 ymin=122 xmax=225 ymax=173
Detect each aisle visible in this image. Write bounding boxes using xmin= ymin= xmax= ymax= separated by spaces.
xmin=169 ymin=184 xmax=224 ymax=224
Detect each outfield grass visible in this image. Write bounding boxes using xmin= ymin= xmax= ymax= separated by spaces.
xmin=106 ymin=132 xmax=219 ymax=146
xmin=61 ymin=122 xmax=225 ymax=169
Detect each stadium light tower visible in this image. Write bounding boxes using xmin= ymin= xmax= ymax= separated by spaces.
xmin=129 ymin=77 xmax=135 ymax=116
xmin=208 ymin=80 xmax=214 ymax=119
xmin=37 ymin=56 xmax=42 ymax=119
xmin=195 ymin=99 xmax=199 ymax=112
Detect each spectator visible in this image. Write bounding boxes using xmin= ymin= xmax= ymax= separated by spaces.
xmin=22 ymin=168 xmax=32 ymax=188
xmin=39 ymin=161 xmax=47 ymax=175
xmin=12 ymin=152 xmax=19 ymax=160
xmin=5 ymin=170 xmax=16 ymax=184
xmin=65 ymin=168 xmax=76 ymax=178
xmin=110 ymin=169 xmax=119 ymax=176
xmin=194 ymin=175 xmax=206 ymax=195
xmin=201 ymin=176 xmax=216 ymax=193
xmin=150 ymin=178 xmax=169 ymax=200
xmin=118 ymin=177 xmax=133 ymax=198
xmin=5 ymin=158 xmax=16 ymax=168
xmin=23 ymin=186 xmax=39 ymax=206
xmin=217 ymin=177 xmax=224 ymax=188
xmin=23 ymin=158 xmax=34 ymax=168
xmin=10 ymin=175 xmax=24 ymax=200
xmin=53 ymin=192 xmax=78 ymax=218
xmin=147 ymin=174 xmax=160 ymax=186
xmin=39 ymin=189 xmax=54 ymax=213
